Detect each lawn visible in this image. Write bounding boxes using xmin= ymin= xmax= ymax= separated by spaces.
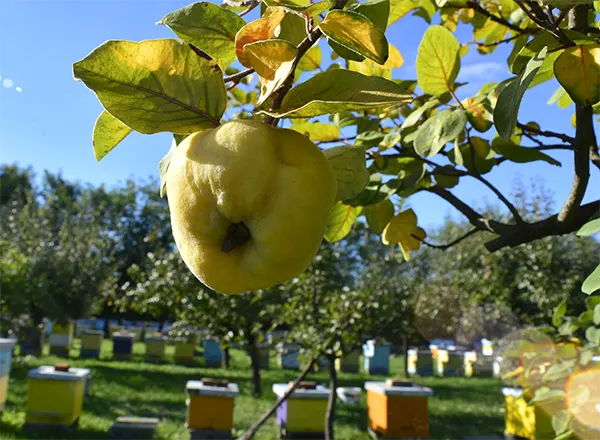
xmin=0 ymin=339 xmax=506 ymax=439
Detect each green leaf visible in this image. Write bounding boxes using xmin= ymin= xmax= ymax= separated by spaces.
xmin=582 ymin=264 xmax=600 ymax=295
xmin=401 ymin=99 xmax=441 ymax=131
xmin=585 ymin=326 xmax=600 ymax=345
xmin=491 ymin=137 xmax=561 ymax=166
xmin=577 ymin=210 xmax=600 ymax=236
xmin=528 ymin=49 xmax=561 ymax=88
xmin=263 ymin=0 xmax=330 ymax=16
xmin=92 ymin=111 xmax=132 ymax=161
xmin=547 ymin=86 xmax=574 ymax=109
xmin=325 ymin=202 xmax=362 ymax=242
xmin=416 ymin=25 xmax=461 ymax=96
xmin=351 ymin=0 xmax=390 ymax=31
xmin=320 ymin=10 xmax=389 ymax=64
xmin=414 ymin=109 xmax=467 ymax=157
xmin=297 ymin=46 xmax=322 ymax=72
xmin=158 ymin=2 xmax=246 ymax=69
xmin=73 ymin=39 xmax=225 ymax=134
xmin=594 ymin=304 xmax=600 ymax=326
xmin=449 ymin=142 xmax=496 ymax=174
xmin=244 ymin=39 xmax=297 ymax=105
xmin=290 ymin=122 xmax=340 ymax=142
xmin=260 ymin=70 xmax=412 ymax=118
xmin=363 ymin=200 xmax=394 ymax=234
xmin=531 ymin=387 xmax=565 ymax=404
xmin=554 ymin=44 xmax=600 ymax=106
xmin=552 ymin=410 xmax=571 ymax=436
xmin=434 ymin=167 xmax=460 ymax=188
xmin=276 ymin=13 xmax=308 ymax=46
xmin=323 ymin=146 xmax=370 ymax=201
xmin=553 ymin=298 xmax=568 ymax=328
xmin=345 ymin=173 xmax=395 ymax=206
xmin=543 ymin=361 xmax=576 ymax=382
xmin=494 ymin=47 xmax=548 ymax=141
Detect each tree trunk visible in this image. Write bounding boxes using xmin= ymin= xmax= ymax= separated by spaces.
xmin=224 ymin=347 xmax=231 ymax=369
xmin=26 ymin=308 xmax=45 ymax=356
xmin=325 ymin=355 xmax=338 ymax=440
xmin=247 ymin=332 xmax=262 ymax=397
xmin=402 ymin=336 xmax=409 ymax=378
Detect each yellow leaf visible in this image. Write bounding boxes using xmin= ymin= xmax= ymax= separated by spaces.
xmin=235 ymin=7 xmax=286 ymax=68
xmin=554 ymin=44 xmax=600 ymax=106
xmin=382 ymin=209 xmax=426 ymax=260
xmin=244 ymin=40 xmax=297 ymax=105
xmin=416 ymin=25 xmax=461 ymax=96
xmin=348 ymin=43 xmax=403 ymax=78
xmin=399 ymin=227 xmax=425 ymax=261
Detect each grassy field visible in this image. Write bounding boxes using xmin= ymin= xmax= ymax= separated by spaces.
xmin=1 ymin=339 xmax=506 ymax=439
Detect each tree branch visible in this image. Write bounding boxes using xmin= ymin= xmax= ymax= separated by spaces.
xmin=418 ymin=228 xmax=480 ymax=251
xmin=446 ymin=1 xmax=531 ymax=34
xmin=471 ymin=174 xmax=525 ymax=224
xmin=557 ymin=5 xmax=592 ymax=227
xmin=517 ymin=122 xmax=575 ymax=144
xmin=426 ymin=185 xmax=512 ymax=234
xmin=485 ymin=200 xmax=600 ymax=252
xmin=240 ymin=358 xmax=317 ymax=440
xmin=224 ymin=68 xmax=255 ymax=84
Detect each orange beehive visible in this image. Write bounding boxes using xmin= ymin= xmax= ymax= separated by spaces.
xmin=365 ymin=381 xmax=433 ymax=438
xmin=185 ymin=379 xmax=239 ymax=433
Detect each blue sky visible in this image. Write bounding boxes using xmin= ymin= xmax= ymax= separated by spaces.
xmin=0 ymin=0 xmax=597 ymax=229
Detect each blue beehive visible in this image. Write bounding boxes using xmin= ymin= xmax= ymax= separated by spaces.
xmin=112 ymin=332 xmax=135 ymax=360
xmin=363 ymin=340 xmax=390 ymax=375
xmin=203 ymin=338 xmax=222 ymax=368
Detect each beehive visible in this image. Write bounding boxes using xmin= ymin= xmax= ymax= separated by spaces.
xmin=186 ymin=379 xmax=239 ymax=435
xmin=175 ymin=338 xmax=196 ymax=365
xmin=335 ymin=351 xmax=360 ymax=373
xmin=277 ymin=344 xmax=300 ymax=370
xmin=273 ymin=382 xmax=329 ymax=438
xmin=0 ymin=338 xmax=17 ymax=411
xmin=502 ymin=387 xmax=555 ymax=439
xmin=203 ymin=338 xmax=222 ymax=368
xmin=112 ymin=332 xmax=135 ymax=360
xmin=437 ymin=350 xmax=465 ymax=376
xmin=145 ymin=335 xmax=166 ymax=362
xmin=49 ymin=322 xmax=74 ymax=357
xmin=25 ymin=365 xmax=90 ymax=428
xmin=415 ymin=349 xmax=438 ymax=377
xmin=363 ymin=340 xmax=390 ymax=375
xmin=80 ymin=330 xmax=103 ymax=359
xmin=365 ymin=381 xmax=433 ymax=438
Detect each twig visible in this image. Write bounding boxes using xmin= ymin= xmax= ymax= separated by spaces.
xmin=240 ymin=359 xmax=317 ymax=440
xmin=224 ymin=68 xmax=255 ymax=83
xmin=472 ymin=174 xmax=526 ymax=224
xmin=517 ymin=122 xmax=574 ymax=144
xmin=514 ymin=0 xmax=574 ymax=46
xmin=446 ymin=1 xmax=530 ymax=34
xmin=426 ymin=185 xmax=512 ymax=234
xmin=239 ymin=0 xmax=261 ymax=17
xmin=416 ymin=228 xmax=479 ymax=251
xmin=316 ymin=136 xmax=357 ymax=145
xmin=227 ymin=81 xmax=239 ymax=91
xmin=470 ymin=34 xmax=528 ymax=48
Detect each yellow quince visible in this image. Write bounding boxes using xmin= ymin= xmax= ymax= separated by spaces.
xmin=165 ymin=119 xmax=337 ymax=294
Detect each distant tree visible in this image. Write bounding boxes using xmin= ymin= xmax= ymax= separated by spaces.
xmin=0 ymin=164 xmax=35 ymax=206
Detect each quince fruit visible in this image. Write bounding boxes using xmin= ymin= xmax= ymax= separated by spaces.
xmin=166 ymin=119 xmax=337 ymax=294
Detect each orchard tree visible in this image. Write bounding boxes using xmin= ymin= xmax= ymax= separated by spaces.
xmin=72 ymin=0 xmax=599 ymax=438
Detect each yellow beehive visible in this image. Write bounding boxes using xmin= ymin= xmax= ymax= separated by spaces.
xmin=273 ymin=382 xmax=329 ymax=435
xmin=175 ymin=339 xmax=196 ymax=364
xmin=502 ymin=387 xmax=555 ymax=439
xmin=26 ymin=365 xmax=89 ymax=428
xmin=366 ymin=381 xmax=433 ymax=438
xmin=186 ymin=379 xmax=239 ymax=432
xmin=49 ymin=322 xmax=74 ymax=356
xmin=0 ymin=338 xmax=17 ymax=411
xmin=146 ymin=336 xmax=166 ymax=362
xmin=81 ymin=331 xmax=103 ymax=351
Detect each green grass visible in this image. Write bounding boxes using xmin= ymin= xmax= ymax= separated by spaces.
xmin=1 ymin=339 xmax=506 ymax=439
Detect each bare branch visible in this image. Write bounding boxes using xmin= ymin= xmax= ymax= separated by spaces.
xmin=426 ymin=185 xmax=513 ymax=234
xmin=224 ymin=68 xmax=255 ymax=84
xmin=517 ymin=122 xmax=575 ymax=144
xmin=239 ymin=0 xmax=260 ymax=17
xmin=417 ymin=228 xmax=480 ymax=251
xmin=446 ymin=1 xmax=532 ymax=34
xmin=472 ymin=174 xmax=526 ymax=224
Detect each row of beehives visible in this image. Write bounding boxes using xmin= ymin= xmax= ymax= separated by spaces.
xmin=407 ymin=348 xmax=499 ymax=378
xmin=6 ymin=356 xmax=436 ymax=440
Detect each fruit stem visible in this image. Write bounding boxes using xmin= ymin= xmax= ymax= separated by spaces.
xmin=221 ymin=222 xmax=251 ymax=252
